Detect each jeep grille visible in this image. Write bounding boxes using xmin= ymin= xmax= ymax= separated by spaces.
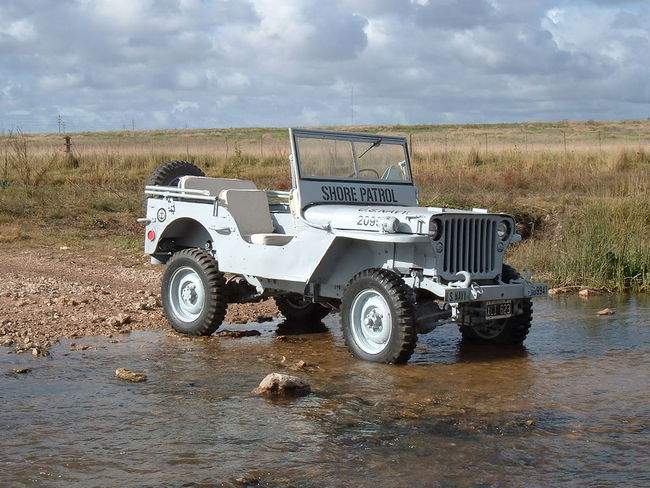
xmin=442 ymin=217 xmax=499 ymax=277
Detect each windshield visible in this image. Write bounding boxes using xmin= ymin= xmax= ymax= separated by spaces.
xmin=295 ymin=134 xmax=412 ymax=183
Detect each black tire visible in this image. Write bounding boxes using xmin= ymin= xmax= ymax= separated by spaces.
xmin=146 ymin=160 xmax=205 ymax=188
xmin=274 ymin=295 xmax=329 ymax=323
xmin=161 ymin=248 xmax=228 ymax=336
xmin=341 ymin=268 xmax=416 ymax=364
xmin=458 ymin=264 xmax=533 ymax=344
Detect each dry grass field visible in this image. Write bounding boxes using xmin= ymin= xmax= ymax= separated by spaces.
xmin=1 ymin=119 xmax=649 ymax=291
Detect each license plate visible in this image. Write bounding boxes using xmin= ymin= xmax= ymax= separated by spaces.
xmin=529 ymin=283 xmax=548 ymax=297
xmin=486 ymin=300 xmax=513 ymax=320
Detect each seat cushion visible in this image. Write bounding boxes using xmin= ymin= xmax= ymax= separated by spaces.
xmin=249 ymin=233 xmax=294 ymax=246
xmin=180 ymin=176 xmax=256 ymax=196
xmin=220 ymin=189 xmax=274 ymax=236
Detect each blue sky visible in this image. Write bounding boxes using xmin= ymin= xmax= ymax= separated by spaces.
xmin=1 ymin=0 xmax=649 ymax=133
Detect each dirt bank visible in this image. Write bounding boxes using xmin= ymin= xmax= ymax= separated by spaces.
xmin=0 ymin=247 xmax=280 ymax=354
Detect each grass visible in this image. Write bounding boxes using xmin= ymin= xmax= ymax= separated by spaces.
xmin=1 ymin=120 xmax=649 ymax=291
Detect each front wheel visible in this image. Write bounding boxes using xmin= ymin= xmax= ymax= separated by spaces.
xmin=161 ymin=248 xmax=228 ymax=335
xmin=341 ymin=269 xmax=416 ymax=364
xmin=458 ymin=264 xmax=533 ymax=344
xmin=458 ymin=298 xmax=532 ymax=344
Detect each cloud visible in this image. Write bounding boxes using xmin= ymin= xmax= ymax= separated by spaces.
xmin=173 ymin=100 xmax=199 ymax=112
xmin=0 ymin=0 xmax=648 ymax=132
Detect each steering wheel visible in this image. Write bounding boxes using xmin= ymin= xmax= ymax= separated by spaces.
xmin=349 ymin=168 xmax=380 ymax=178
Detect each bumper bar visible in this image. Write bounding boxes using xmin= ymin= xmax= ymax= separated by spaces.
xmin=419 ymin=276 xmax=548 ymax=303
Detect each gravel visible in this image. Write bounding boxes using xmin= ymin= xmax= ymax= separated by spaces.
xmin=0 ymin=248 xmax=281 ymax=355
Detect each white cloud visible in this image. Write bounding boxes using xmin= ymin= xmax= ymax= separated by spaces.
xmin=218 ymin=72 xmax=251 ymax=90
xmin=38 ymin=73 xmax=85 ymax=92
xmin=0 ymin=0 xmax=648 ymax=132
xmin=173 ymin=101 xmax=199 ymax=112
xmin=0 ymin=18 xmax=35 ymax=41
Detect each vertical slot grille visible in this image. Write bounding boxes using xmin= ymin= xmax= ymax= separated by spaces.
xmin=442 ymin=217 xmax=496 ymax=276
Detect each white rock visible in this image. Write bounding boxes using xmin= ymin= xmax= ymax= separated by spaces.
xmin=252 ymin=373 xmax=311 ymax=397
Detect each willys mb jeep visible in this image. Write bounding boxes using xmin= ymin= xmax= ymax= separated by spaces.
xmin=141 ymin=129 xmax=548 ymax=364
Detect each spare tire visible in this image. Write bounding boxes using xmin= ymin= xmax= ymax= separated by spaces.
xmin=146 ymin=160 xmax=205 ymax=188
xmin=144 ymin=160 xmax=205 ymax=214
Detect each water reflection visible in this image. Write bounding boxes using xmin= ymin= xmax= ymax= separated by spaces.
xmin=1 ymin=295 xmax=649 ymax=487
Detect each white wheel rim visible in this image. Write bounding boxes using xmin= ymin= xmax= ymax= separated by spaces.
xmin=169 ymin=266 xmax=205 ymax=322
xmin=349 ymin=289 xmax=392 ymax=354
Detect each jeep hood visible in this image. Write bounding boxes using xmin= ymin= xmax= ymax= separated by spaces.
xmin=304 ymin=204 xmax=510 ymax=235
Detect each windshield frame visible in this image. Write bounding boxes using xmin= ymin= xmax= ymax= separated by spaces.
xmin=290 ymin=128 xmax=413 ymax=186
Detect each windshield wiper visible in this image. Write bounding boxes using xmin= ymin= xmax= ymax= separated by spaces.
xmin=357 ymin=138 xmax=382 ymax=159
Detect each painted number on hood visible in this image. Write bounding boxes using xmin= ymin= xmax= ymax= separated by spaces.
xmin=357 ymin=215 xmax=379 ymax=227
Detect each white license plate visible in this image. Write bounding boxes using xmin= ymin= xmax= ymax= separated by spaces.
xmin=530 ymin=283 xmax=548 ymax=297
xmin=486 ymin=300 xmax=513 ymax=320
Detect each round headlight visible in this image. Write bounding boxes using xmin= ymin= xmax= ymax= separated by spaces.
xmin=382 ymin=216 xmax=400 ymax=233
xmin=429 ymin=218 xmax=442 ymax=240
xmin=497 ymin=220 xmax=511 ymax=240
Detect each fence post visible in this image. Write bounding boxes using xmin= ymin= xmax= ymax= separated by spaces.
xmin=444 ymin=134 xmax=448 ymax=162
xmin=3 ymin=144 xmax=8 ymax=184
xmin=598 ymin=131 xmax=602 ymax=153
xmin=64 ymin=136 xmax=72 ymax=153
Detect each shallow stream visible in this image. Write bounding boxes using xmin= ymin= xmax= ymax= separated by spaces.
xmin=2 ymin=295 xmax=649 ymax=487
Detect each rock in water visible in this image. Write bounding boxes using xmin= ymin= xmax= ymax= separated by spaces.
xmin=596 ymin=308 xmax=615 ymax=315
xmin=115 ymin=368 xmax=147 ymax=383
xmin=252 ymin=373 xmax=311 ymax=397
xmin=6 ymin=368 xmax=31 ymax=375
xmin=578 ymin=288 xmax=607 ymax=297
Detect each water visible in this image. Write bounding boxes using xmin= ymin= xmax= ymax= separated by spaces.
xmin=2 ymin=295 xmax=649 ymax=487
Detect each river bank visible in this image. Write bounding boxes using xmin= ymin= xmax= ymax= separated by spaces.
xmin=0 ymin=247 xmax=280 ymax=355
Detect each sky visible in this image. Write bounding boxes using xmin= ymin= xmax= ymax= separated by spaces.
xmin=1 ymin=0 xmax=649 ymax=133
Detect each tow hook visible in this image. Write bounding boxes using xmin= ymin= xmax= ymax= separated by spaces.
xmin=470 ymin=282 xmax=483 ymax=299
xmin=451 ymin=271 xmax=471 ymax=288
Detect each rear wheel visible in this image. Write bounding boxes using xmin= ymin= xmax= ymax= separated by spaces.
xmin=161 ymin=248 xmax=228 ymax=336
xmin=458 ymin=265 xmax=533 ymax=344
xmin=341 ymin=269 xmax=416 ymax=364
xmin=274 ymin=295 xmax=329 ymax=322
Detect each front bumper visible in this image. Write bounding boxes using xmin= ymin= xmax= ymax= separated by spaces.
xmin=415 ymin=275 xmax=548 ymax=303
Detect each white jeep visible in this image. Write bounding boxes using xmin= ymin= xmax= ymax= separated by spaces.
xmin=141 ymin=129 xmax=547 ymax=364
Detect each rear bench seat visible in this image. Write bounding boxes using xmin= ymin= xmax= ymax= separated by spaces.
xmin=179 ymin=176 xmax=292 ymax=246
